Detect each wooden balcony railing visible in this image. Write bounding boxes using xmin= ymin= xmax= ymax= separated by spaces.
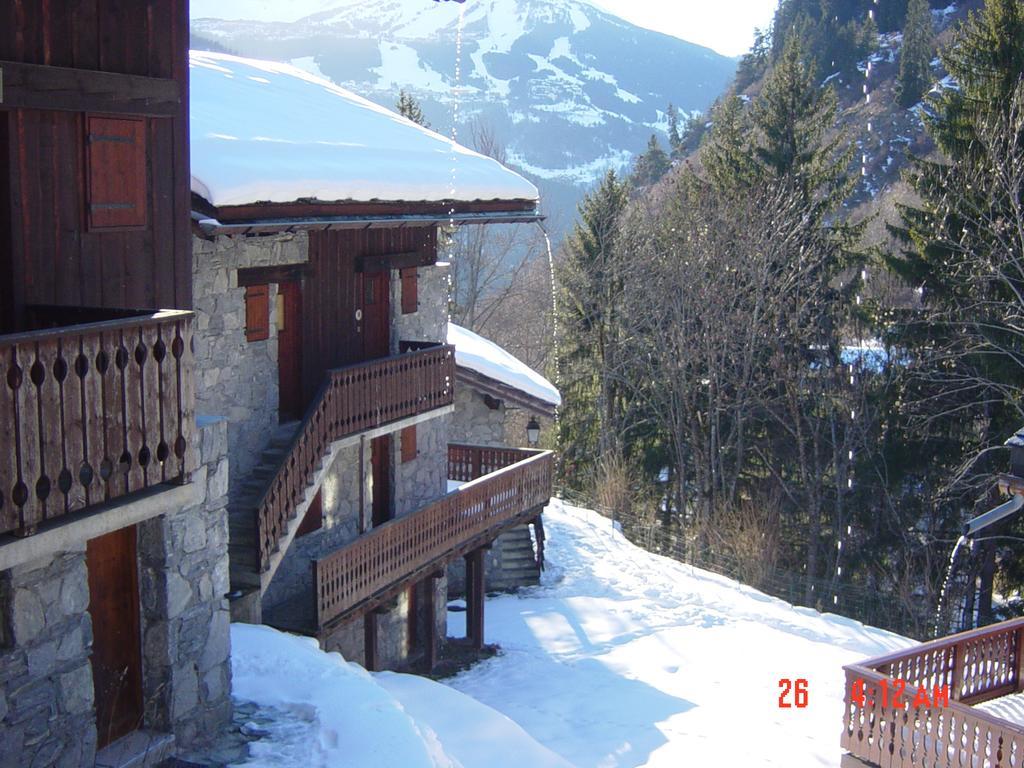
xmin=448 ymin=443 xmax=539 ymax=482
xmin=314 ymin=448 xmax=553 ymax=630
xmin=0 ymin=310 xmax=196 ymax=537
xmin=256 ymin=344 xmax=455 ymax=572
xmin=842 ymin=617 xmax=1024 ymax=767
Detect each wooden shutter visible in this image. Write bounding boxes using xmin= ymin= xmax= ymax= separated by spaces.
xmin=245 ymin=284 xmax=270 ymax=342
xmin=401 ymin=267 xmax=418 ymax=314
xmin=86 ymin=116 xmax=147 ymax=230
xmin=401 ymin=425 xmax=417 ymax=463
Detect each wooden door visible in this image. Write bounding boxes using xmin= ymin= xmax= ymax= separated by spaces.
xmin=361 ymin=270 xmax=391 ymax=360
xmin=371 ymin=434 xmax=392 ymax=527
xmin=278 ymin=281 xmax=303 ymax=421
xmin=86 ymin=526 xmax=143 ymax=748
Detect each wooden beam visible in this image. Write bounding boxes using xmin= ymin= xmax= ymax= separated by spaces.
xmin=0 ymin=60 xmax=179 ymax=117
xmin=237 ymin=264 xmax=309 ymax=287
xmin=212 ymin=198 xmax=539 ymax=223
xmin=364 ymin=611 xmax=378 ymax=672
xmin=465 ymin=548 xmax=485 ymax=650
xmin=425 ymin=575 xmax=440 ymax=673
xmin=456 ymin=366 xmax=557 ymax=419
xmin=356 ymin=251 xmax=433 ymax=274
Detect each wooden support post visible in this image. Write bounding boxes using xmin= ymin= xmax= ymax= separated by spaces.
xmin=465 ymin=548 xmax=485 ymax=650
xmin=533 ymin=514 xmax=546 ymax=571
xmin=364 ymin=611 xmax=378 ymax=672
xmin=425 ymin=576 xmax=439 ymax=673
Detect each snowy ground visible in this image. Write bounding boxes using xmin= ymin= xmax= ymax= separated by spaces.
xmin=229 ymin=500 xmax=914 ymax=767
xmin=445 ymin=500 xmax=913 ymax=767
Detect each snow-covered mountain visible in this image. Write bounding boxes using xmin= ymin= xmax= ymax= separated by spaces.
xmin=190 ymin=0 xmax=736 ymax=230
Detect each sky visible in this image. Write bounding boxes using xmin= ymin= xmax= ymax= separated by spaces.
xmin=588 ymin=0 xmax=777 ymax=57
xmin=189 ymin=0 xmax=778 ymax=59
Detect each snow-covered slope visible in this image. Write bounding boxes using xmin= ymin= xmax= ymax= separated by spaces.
xmin=231 ymin=499 xmax=913 ymax=767
xmin=446 ymin=500 xmax=914 ymax=767
xmin=231 ymin=624 xmax=570 ymax=768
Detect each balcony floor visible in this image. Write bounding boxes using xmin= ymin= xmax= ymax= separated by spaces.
xmin=975 ymin=691 xmax=1024 ymax=725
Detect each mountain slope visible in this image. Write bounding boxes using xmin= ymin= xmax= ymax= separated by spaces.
xmin=190 ymin=0 xmax=736 ymax=233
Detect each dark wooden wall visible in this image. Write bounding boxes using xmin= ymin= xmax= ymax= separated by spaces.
xmin=0 ymin=0 xmax=191 ymax=332
xmin=302 ymin=227 xmax=437 ymax=406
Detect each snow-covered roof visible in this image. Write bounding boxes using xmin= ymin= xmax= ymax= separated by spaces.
xmin=189 ymin=51 xmax=539 ymax=209
xmin=448 ymin=324 xmax=561 ymax=409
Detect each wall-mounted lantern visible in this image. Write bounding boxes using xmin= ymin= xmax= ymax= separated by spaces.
xmin=526 ymin=417 xmax=541 ymax=447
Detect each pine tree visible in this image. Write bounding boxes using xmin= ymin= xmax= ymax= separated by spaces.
xmin=887 ymin=0 xmax=1024 ymax=625
xmin=557 ymin=171 xmax=631 ymax=489
xmin=396 ymin=89 xmax=430 ymax=128
xmin=752 ymin=31 xmax=853 ymax=208
xmin=631 ymin=135 xmax=671 ymax=189
xmin=700 ymin=96 xmax=756 ymax=190
xmin=666 ymin=103 xmax=683 ymax=160
xmin=896 ymin=0 xmax=934 ymax=108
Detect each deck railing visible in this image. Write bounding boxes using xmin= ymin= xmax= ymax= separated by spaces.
xmin=0 ymin=310 xmax=195 ymax=536
xmin=256 ymin=344 xmax=455 ymax=572
xmin=448 ymin=443 xmax=539 ymax=482
xmin=314 ymin=448 xmax=553 ymax=629
xmin=842 ymin=617 xmax=1024 ymax=767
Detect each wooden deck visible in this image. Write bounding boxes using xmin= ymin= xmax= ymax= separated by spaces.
xmin=842 ymin=617 xmax=1024 ymax=767
xmin=313 ymin=446 xmax=553 ymax=632
xmin=0 ymin=310 xmax=195 ymax=537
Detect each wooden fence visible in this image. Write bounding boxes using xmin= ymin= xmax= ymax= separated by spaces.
xmin=448 ymin=443 xmax=539 ymax=482
xmin=842 ymin=617 xmax=1024 ymax=767
xmin=0 ymin=310 xmax=195 ymax=536
xmin=256 ymin=344 xmax=455 ymax=572
xmin=314 ymin=449 xmax=553 ymax=629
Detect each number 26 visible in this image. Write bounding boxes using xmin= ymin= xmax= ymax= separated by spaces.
xmin=779 ymin=678 xmax=809 ymax=708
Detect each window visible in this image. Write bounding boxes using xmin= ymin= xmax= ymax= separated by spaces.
xmin=401 ymin=425 xmax=417 ymax=463
xmin=244 ymin=284 xmax=270 ymax=341
xmin=86 ymin=116 xmax=147 ymax=230
xmin=401 ymin=267 xmax=418 ymax=314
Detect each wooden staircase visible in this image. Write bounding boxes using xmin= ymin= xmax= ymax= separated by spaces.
xmin=228 ymin=344 xmax=456 ymax=597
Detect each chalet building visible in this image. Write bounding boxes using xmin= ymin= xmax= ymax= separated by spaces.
xmin=447 ymin=323 xmax=560 ymax=593
xmin=188 ymin=52 xmax=554 ymax=672
xmin=840 ymin=431 xmax=1024 ymax=767
xmin=0 ymin=5 xmax=232 ymax=767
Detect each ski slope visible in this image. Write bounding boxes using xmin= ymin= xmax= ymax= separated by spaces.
xmin=229 ymin=500 xmax=913 ymax=767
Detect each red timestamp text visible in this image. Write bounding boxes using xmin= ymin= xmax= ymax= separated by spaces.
xmin=850 ymin=677 xmax=951 ymax=709
xmin=778 ymin=678 xmax=809 ymax=708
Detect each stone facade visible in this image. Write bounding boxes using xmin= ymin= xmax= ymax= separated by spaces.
xmin=0 ymin=418 xmax=232 ymax=767
xmin=262 ymin=442 xmax=365 ymax=614
xmin=395 ymin=416 xmax=449 ymax=518
xmin=135 ymin=416 xmax=233 ymax=748
xmin=192 ymin=232 xmax=309 ymax=493
xmin=392 ymin=262 xmax=449 ymax=350
xmin=0 ymin=547 xmax=95 ymax=768
xmin=450 ymin=386 xmax=507 ymax=446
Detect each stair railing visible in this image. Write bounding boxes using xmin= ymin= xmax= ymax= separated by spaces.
xmin=254 ymin=344 xmax=455 ymax=572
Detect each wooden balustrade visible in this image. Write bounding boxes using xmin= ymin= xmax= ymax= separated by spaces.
xmin=842 ymin=617 xmax=1024 ymax=767
xmin=448 ymin=443 xmax=539 ymax=482
xmin=256 ymin=344 xmax=455 ymax=572
xmin=0 ymin=310 xmax=195 ymax=536
xmin=314 ymin=449 xmax=553 ymax=629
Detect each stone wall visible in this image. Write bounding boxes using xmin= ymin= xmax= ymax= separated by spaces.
xmin=0 ymin=547 xmax=95 ymax=767
xmin=394 ymin=416 xmax=449 ymax=518
xmin=450 ymin=386 xmax=506 ymax=446
xmin=136 ymin=416 xmax=233 ymax=748
xmin=392 ymin=262 xmax=448 ymax=348
xmin=0 ymin=418 xmax=232 ymax=766
xmin=192 ymin=232 xmax=309 ymax=493
xmin=262 ymin=442 xmax=366 ymax=614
